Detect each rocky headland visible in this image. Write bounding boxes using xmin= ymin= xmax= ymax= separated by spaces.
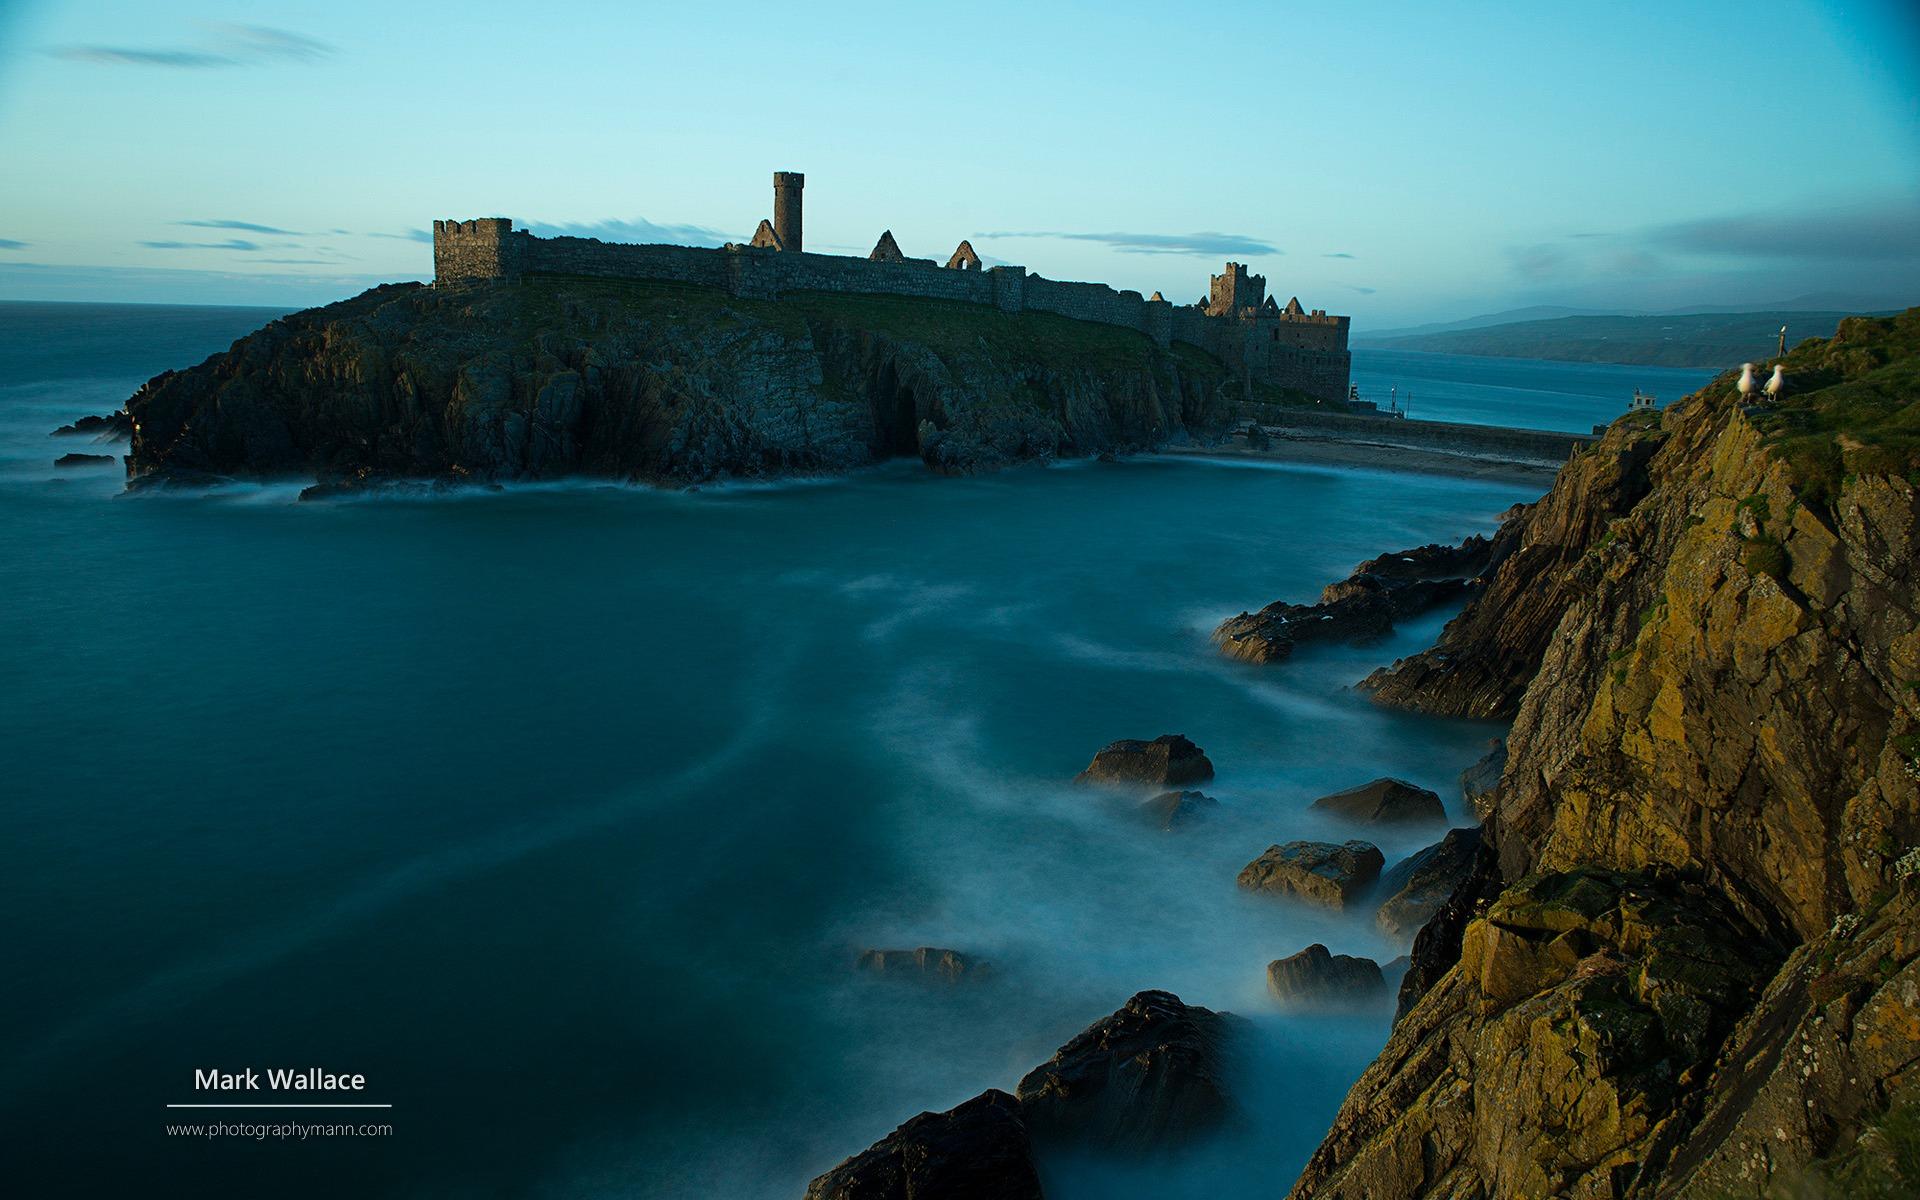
xmin=1289 ymin=309 xmax=1920 ymax=1197
xmin=806 ymin=309 xmax=1919 ymax=1199
xmin=116 ymin=278 xmax=1246 ymax=488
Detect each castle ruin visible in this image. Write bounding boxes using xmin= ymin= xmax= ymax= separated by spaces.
xmin=433 ymin=173 xmax=1350 ymax=403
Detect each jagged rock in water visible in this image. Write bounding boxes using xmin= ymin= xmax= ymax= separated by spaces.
xmin=1308 ymin=777 xmax=1445 ymax=826
xmin=1237 ymin=840 xmax=1384 ymax=909
xmin=855 ymin=947 xmax=992 ymax=984
xmin=50 ymin=410 xmax=132 ymax=438
xmin=1015 ymin=989 xmax=1241 ymax=1152
xmin=1458 ymin=737 xmax=1505 ymax=819
xmin=1266 ymin=944 xmax=1386 ymax=1009
xmin=121 ymin=279 xmax=1239 ymax=486
xmin=801 ymin=1088 xmax=1042 ymax=1200
xmin=1139 ymin=790 xmax=1217 ymax=831
xmin=53 ymin=452 xmax=115 ymax=468
xmin=1214 ymin=574 xmax=1469 ymax=665
xmin=1076 ymin=734 xmax=1214 ymax=788
xmin=1354 ymin=535 xmax=1495 ymax=581
xmin=1374 ymin=827 xmax=1484 ymax=942
xmin=1394 ymin=818 xmax=1503 ymax=1022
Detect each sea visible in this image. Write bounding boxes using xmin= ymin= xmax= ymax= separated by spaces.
xmin=0 ymin=301 xmax=1715 ymax=1198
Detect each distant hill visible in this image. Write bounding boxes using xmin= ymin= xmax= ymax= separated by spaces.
xmin=1354 ymin=310 xmax=1892 ymax=368
xmin=1360 ymin=305 xmax=1629 ymax=341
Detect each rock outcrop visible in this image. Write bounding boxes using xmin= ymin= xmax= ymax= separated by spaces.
xmin=802 ymin=1088 xmax=1042 ymax=1200
xmin=1289 ymin=310 xmax=1920 ymax=1197
xmin=1458 ymin=737 xmax=1505 ymax=819
xmin=121 ymin=279 xmax=1239 ymax=486
xmin=807 ymin=991 xmax=1241 ymax=1197
xmin=1266 ymin=944 xmax=1386 ymax=1009
xmin=856 ymin=947 xmax=992 ymax=984
xmin=1015 ymin=989 xmax=1241 ymax=1152
xmin=1237 ymin=840 xmax=1385 ymax=909
xmin=1308 ymin=777 xmax=1446 ymax=826
xmin=50 ymin=410 xmax=131 ymax=439
xmin=1292 ymin=870 xmax=1782 ymax=1200
xmin=53 ymin=452 xmax=115 ymax=468
xmin=1213 ymin=537 xmax=1491 ymax=664
xmin=1354 ymin=536 xmax=1495 ymax=581
xmin=1076 ymin=734 xmax=1215 ymax=788
xmin=1139 ymin=790 xmax=1218 ymax=831
xmin=1373 ymin=827 xmax=1484 ymax=941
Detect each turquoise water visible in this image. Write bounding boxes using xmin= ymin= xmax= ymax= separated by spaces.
xmin=1352 ymin=346 xmax=1716 ymax=432
xmin=1 ymin=302 xmax=1544 ymax=1198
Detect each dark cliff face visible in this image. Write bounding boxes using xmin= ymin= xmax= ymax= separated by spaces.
xmin=125 ymin=279 xmax=1239 ymax=485
xmin=1295 ymin=310 xmax=1920 ymax=1200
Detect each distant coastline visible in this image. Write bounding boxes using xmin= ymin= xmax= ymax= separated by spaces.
xmin=1353 ymin=308 xmax=1892 ymax=368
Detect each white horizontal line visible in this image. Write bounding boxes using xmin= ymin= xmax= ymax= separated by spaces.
xmin=164 ymin=1103 xmax=394 ymax=1109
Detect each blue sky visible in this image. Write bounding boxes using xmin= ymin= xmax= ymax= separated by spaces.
xmin=0 ymin=0 xmax=1915 ymax=326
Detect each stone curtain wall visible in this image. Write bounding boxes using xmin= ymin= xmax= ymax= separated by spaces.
xmin=430 ymin=222 xmax=1351 ymax=400
xmin=1261 ymin=346 xmax=1352 ymax=400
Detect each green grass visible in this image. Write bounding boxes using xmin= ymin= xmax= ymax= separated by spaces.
xmin=1245 ymin=380 xmax=1353 ymax=412
xmin=1735 ymin=308 xmax=1920 ymax=514
xmin=507 ymin=273 xmax=1232 ymax=379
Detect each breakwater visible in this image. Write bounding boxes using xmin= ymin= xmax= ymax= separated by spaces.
xmin=1246 ymin=407 xmax=1599 ymax=465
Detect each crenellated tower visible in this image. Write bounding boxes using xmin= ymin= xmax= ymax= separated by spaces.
xmin=432 ymin=218 xmax=524 ymax=282
xmin=1206 ymin=262 xmax=1266 ymax=316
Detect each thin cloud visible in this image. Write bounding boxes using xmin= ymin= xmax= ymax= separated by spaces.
xmin=50 ymin=23 xmax=333 ymax=69
xmin=976 ymin=230 xmax=1281 ymax=256
xmin=54 ymin=47 xmax=233 ymax=67
xmin=1646 ymin=195 xmax=1920 ymax=261
xmin=140 ymin=239 xmax=261 ymax=251
xmin=178 ymin=219 xmax=305 ymax=235
xmin=525 ymin=218 xmax=730 ymax=247
xmin=1345 ymin=285 xmax=1378 ymax=294
xmin=0 ymin=239 xmax=27 ymax=250
xmin=1322 ymin=252 xmax=1356 ymax=259
xmin=368 ymin=229 xmax=436 ymax=243
xmin=213 ymin=24 xmax=333 ymax=62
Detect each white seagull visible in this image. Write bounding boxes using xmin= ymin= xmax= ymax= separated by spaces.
xmin=1736 ymin=362 xmax=1757 ymax=400
xmin=1764 ymin=364 xmax=1786 ymax=401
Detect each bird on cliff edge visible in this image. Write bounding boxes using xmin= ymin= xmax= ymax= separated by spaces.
xmin=1736 ymin=362 xmax=1757 ymax=402
xmin=1765 ymin=364 xmax=1787 ymax=402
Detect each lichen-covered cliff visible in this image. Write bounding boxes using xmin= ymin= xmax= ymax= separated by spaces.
xmin=124 ymin=278 xmax=1242 ymax=486
xmin=1296 ymin=310 xmax=1920 ymax=1199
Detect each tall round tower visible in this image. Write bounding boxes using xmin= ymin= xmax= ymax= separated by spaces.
xmin=773 ymin=171 xmax=804 ymax=254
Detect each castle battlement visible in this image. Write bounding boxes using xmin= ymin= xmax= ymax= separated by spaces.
xmin=430 ymin=172 xmax=1350 ymax=402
